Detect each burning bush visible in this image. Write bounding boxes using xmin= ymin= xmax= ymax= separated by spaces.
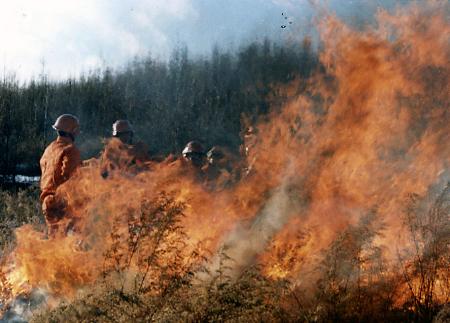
xmin=399 ymin=184 xmax=450 ymax=321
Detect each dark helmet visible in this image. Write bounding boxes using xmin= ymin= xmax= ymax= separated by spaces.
xmin=182 ymin=141 xmax=204 ymax=156
xmin=112 ymin=120 xmax=133 ymax=136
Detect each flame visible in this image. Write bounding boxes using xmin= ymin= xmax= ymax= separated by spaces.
xmin=1 ymin=1 xmax=449 ymax=315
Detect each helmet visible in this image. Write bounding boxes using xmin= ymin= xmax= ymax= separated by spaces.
xmin=52 ymin=114 xmax=80 ymax=135
xmin=112 ymin=120 xmax=133 ymax=136
xmin=244 ymin=126 xmax=257 ymax=136
xmin=182 ymin=141 xmax=204 ymax=155
xmin=206 ymin=146 xmax=225 ymax=160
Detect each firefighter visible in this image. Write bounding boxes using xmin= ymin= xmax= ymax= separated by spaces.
xmin=182 ymin=141 xmax=206 ymax=168
xmin=40 ymin=114 xmax=81 ymax=236
xmin=239 ymin=126 xmax=258 ymax=177
xmin=203 ymin=146 xmax=236 ymax=190
xmin=100 ymin=119 xmax=150 ymax=178
xmin=240 ymin=126 xmax=257 ymax=157
xmin=180 ymin=140 xmax=206 ymax=181
xmin=112 ymin=119 xmax=133 ymax=145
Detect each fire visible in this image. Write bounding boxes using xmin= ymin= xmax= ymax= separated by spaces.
xmin=1 ymin=1 xmax=449 ymax=318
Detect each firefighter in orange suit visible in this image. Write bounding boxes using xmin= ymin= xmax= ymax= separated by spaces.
xmin=40 ymin=114 xmax=81 ymax=236
xmin=100 ymin=120 xmax=150 ymax=178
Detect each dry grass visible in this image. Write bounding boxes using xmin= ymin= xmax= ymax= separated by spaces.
xmin=0 ymin=186 xmax=43 ymax=255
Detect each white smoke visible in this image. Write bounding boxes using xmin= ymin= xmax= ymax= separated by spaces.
xmin=0 ymin=288 xmax=48 ymax=323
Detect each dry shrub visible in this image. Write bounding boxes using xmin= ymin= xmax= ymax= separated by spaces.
xmin=31 ymin=269 xmax=288 ymax=323
xmin=163 ymin=262 xmax=289 ymax=322
xmin=292 ymin=184 xmax=450 ymax=322
xmin=100 ymin=192 xmax=191 ymax=295
xmin=0 ymin=186 xmax=43 ymax=254
xmin=31 ymin=194 xmax=289 ymax=322
xmin=306 ymin=211 xmax=402 ymax=322
xmin=400 ymin=183 xmax=450 ymax=322
xmin=31 ymin=193 xmax=196 ymax=322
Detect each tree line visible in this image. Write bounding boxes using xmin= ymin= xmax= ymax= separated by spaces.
xmin=0 ymin=38 xmax=317 ymax=182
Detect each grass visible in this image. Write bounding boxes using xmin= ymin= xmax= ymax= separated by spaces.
xmin=0 ymin=186 xmax=43 ymax=255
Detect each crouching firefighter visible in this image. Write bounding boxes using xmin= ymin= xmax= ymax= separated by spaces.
xmin=40 ymin=114 xmax=81 ymax=237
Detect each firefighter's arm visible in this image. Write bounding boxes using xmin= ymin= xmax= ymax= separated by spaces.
xmin=61 ymin=147 xmax=81 ymax=181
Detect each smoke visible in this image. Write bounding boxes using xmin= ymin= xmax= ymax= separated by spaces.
xmin=0 ymin=288 xmax=48 ymax=323
xmin=76 ymin=136 xmax=104 ymax=160
xmin=207 ymin=161 xmax=306 ymax=277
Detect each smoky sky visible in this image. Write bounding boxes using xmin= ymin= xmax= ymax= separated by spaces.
xmin=0 ymin=0 xmax=409 ymax=82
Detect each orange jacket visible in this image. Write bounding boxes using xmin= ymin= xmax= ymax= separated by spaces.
xmin=40 ymin=136 xmax=81 ymax=202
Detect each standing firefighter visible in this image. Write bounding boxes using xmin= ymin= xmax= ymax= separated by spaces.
xmin=100 ymin=120 xmax=150 ymax=178
xmin=240 ymin=126 xmax=258 ymax=177
xmin=40 ymin=114 xmax=81 ymax=236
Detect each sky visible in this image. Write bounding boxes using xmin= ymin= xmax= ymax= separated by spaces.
xmin=0 ymin=0 xmax=406 ymax=82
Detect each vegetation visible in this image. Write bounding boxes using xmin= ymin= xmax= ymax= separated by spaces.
xmin=0 ymin=186 xmax=42 ymax=255
xmin=0 ymin=184 xmax=442 ymax=322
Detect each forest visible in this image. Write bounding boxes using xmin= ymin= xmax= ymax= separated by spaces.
xmin=0 ymin=38 xmax=315 ymax=182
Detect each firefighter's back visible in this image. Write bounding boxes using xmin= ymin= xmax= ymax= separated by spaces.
xmin=40 ymin=136 xmax=80 ymax=201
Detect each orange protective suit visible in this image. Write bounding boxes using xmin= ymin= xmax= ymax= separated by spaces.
xmin=40 ymin=136 xmax=81 ymax=230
